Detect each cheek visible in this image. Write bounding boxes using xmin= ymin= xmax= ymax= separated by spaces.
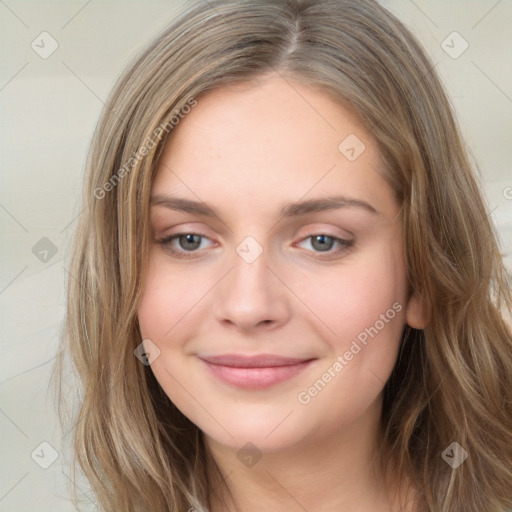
xmin=305 ymin=245 xmax=407 ymax=344
xmin=295 ymin=247 xmax=409 ymax=417
xmin=137 ymin=259 xmax=208 ymax=408
xmin=292 ymin=249 xmax=407 ymax=432
xmin=138 ymin=276 xmax=173 ymax=341
xmin=137 ymin=255 xmax=207 ymax=341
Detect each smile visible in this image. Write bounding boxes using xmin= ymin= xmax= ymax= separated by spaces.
xmin=198 ymin=354 xmax=316 ymax=389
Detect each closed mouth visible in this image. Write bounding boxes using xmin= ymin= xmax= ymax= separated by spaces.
xmin=198 ymin=353 xmax=317 ymax=389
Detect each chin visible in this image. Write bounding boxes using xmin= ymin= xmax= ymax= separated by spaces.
xmin=204 ymin=427 xmax=304 ymax=457
xmin=197 ymin=404 xmax=313 ymax=454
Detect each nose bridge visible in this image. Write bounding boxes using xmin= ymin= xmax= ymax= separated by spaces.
xmin=233 ymin=239 xmax=271 ymax=293
xmin=213 ymin=235 xmax=290 ymax=330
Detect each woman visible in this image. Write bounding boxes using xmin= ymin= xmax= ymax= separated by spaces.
xmin=53 ymin=1 xmax=512 ymax=510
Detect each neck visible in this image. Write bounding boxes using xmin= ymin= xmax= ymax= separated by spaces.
xmin=204 ymin=396 xmax=416 ymax=512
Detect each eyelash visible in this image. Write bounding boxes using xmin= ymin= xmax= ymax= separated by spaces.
xmin=156 ymin=232 xmax=354 ymax=260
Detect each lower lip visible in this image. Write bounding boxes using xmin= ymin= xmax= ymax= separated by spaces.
xmin=202 ymin=360 xmax=314 ymax=389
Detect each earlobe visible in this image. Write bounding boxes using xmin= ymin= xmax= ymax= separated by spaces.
xmin=405 ymin=292 xmax=430 ymax=329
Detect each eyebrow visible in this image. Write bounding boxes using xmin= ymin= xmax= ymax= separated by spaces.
xmin=150 ymin=194 xmax=380 ymax=218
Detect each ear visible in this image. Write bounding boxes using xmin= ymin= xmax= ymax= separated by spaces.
xmin=405 ymin=292 xmax=429 ymax=329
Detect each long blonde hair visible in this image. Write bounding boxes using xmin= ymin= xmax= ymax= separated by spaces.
xmin=52 ymin=0 xmax=512 ymax=510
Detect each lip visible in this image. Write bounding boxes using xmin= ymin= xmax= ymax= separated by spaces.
xmin=199 ymin=353 xmax=316 ymax=389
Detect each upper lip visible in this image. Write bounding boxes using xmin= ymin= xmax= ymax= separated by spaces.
xmin=199 ymin=354 xmax=315 ymax=368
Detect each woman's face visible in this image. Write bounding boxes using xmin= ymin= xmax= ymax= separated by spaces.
xmin=137 ymin=74 xmax=426 ymax=452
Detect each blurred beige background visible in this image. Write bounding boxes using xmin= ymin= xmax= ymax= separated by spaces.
xmin=0 ymin=1 xmax=511 ymax=510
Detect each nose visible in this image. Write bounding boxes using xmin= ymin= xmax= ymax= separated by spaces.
xmin=213 ymin=243 xmax=291 ymax=333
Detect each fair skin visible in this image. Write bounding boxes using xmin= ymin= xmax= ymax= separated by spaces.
xmin=137 ymin=73 xmax=427 ymax=511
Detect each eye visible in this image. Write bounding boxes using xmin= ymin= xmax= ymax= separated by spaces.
xmin=157 ymin=232 xmax=354 ymax=260
xmin=157 ymin=232 xmax=215 ymax=258
xmin=296 ymin=234 xmax=354 ymax=259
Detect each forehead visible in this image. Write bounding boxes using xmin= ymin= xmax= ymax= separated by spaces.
xmin=152 ymin=74 xmax=397 ymax=221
